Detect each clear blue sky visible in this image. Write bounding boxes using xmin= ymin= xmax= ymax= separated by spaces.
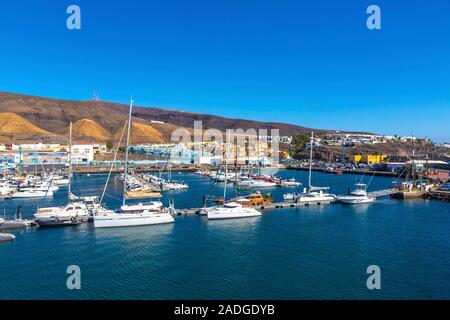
xmin=0 ymin=0 xmax=449 ymax=142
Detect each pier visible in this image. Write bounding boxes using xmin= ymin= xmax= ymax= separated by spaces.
xmin=287 ymin=165 xmax=397 ymax=177
xmin=177 ymin=200 xmax=335 ymax=216
xmin=427 ymin=190 xmax=450 ymax=201
xmin=366 ymin=188 xmax=398 ymax=198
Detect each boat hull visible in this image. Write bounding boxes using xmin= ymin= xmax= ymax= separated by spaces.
xmin=207 ymin=208 xmax=262 ymax=220
xmin=338 ymin=197 xmax=375 ymax=204
xmin=208 ymin=212 xmax=262 ymax=220
xmin=11 ymin=191 xmax=54 ymax=198
xmin=94 ymin=213 xmax=174 ymax=228
xmin=35 ymin=219 xmax=81 ymax=228
xmin=0 ymin=233 xmax=15 ymax=242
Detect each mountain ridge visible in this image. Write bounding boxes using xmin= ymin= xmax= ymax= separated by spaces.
xmin=0 ymin=91 xmax=371 ymax=143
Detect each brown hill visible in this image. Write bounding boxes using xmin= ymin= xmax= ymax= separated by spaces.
xmin=73 ymin=119 xmax=111 ymax=141
xmin=115 ymin=122 xmax=164 ymax=145
xmin=0 ymin=112 xmax=55 ymax=140
xmin=0 ymin=91 xmax=371 ymax=143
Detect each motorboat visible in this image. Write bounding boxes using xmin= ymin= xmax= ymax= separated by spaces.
xmin=34 ymin=202 xmax=91 ymax=220
xmin=236 ymin=177 xmax=255 ymax=187
xmin=280 ymin=178 xmax=302 ymax=186
xmin=284 ymin=187 xmax=336 ymax=204
xmin=296 ymin=190 xmax=336 ymax=203
xmin=283 ymin=193 xmax=296 ymax=201
xmin=52 ymin=176 xmax=70 ymax=186
xmin=35 ymin=217 xmax=81 ymax=228
xmin=0 ymin=219 xmax=32 ymax=229
xmin=0 ymin=233 xmax=16 ymax=242
xmin=206 ymin=202 xmax=262 ymax=220
xmin=247 ymin=180 xmax=277 ymax=188
xmin=338 ymin=183 xmax=375 ymax=204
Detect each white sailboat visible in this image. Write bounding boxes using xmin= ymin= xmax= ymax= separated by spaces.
xmin=338 ymin=183 xmax=374 ymax=204
xmin=206 ymin=131 xmax=262 ymax=220
xmin=94 ymin=99 xmax=175 ymax=228
xmin=11 ymin=189 xmax=54 ymax=198
xmin=284 ymin=132 xmax=336 ymax=204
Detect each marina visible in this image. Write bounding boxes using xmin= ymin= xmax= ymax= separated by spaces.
xmin=1 ymin=169 xmax=449 ymax=299
xmin=1 ymin=0 xmax=450 ymax=307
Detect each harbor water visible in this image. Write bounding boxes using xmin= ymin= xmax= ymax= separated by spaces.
xmin=0 ymin=170 xmax=449 ymax=299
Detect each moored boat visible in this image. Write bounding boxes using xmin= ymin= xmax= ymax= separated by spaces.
xmin=338 ymin=183 xmax=374 ymax=204
xmin=0 ymin=232 xmax=15 ymax=242
xmin=206 ymin=202 xmax=262 ymax=220
xmin=93 ymin=99 xmax=175 ymax=228
xmin=35 ymin=217 xmax=81 ymax=228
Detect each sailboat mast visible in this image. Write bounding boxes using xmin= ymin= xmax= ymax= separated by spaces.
xmin=122 ymin=99 xmax=133 ymax=206
xmin=234 ymin=137 xmax=238 ymax=197
xmin=411 ymin=134 xmax=415 ymax=181
xmin=308 ymin=131 xmax=313 ymax=190
xmin=223 ymin=130 xmax=230 ymax=201
xmin=425 ymin=137 xmax=429 ymax=184
xmin=68 ymin=122 xmax=72 ymax=202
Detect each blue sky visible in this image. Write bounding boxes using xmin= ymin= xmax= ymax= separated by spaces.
xmin=0 ymin=0 xmax=449 ymax=142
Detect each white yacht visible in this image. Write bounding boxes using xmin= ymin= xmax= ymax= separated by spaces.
xmin=93 ymin=99 xmax=175 ymax=228
xmin=296 ymin=190 xmax=336 ymax=203
xmin=11 ymin=189 xmax=54 ymax=198
xmin=34 ymin=202 xmax=91 ymax=220
xmin=247 ymin=180 xmax=277 ymax=188
xmin=0 ymin=217 xmax=4 ymax=226
xmin=204 ymin=131 xmax=262 ymax=221
xmin=52 ymin=176 xmax=70 ymax=186
xmin=207 ymin=202 xmax=262 ymax=220
xmin=338 ymin=183 xmax=374 ymax=204
xmin=280 ymin=178 xmax=302 ymax=186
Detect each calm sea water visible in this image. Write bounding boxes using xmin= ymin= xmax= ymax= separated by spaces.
xmin=0 ymin=170 xmax=449 ymax=299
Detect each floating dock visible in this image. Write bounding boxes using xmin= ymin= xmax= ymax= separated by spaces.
xmin=177 ymin=200 xmax=334 ymax=216
xmin=287 ymin=166 xmax=397 ymax=177
xmin=427 ymin=190 xmax=450 ymax=201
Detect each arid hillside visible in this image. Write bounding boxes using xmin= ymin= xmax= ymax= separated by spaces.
xmin=0 ymin=91 xmax=337 ymax=143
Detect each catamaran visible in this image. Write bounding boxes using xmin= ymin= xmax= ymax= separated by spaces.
xmin=205 ymin=131 xmax=262 ymax=220
xmin=93 ymin=99 xmax=175 ymax=228
xmin=283 ymin=132 xmax=336 ymax=204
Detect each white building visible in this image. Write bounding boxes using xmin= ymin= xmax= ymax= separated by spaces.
xmin=12 ymin=143 xmax=61 ymax=151
xmin=400 ymin=136 xmax=417 ymax=142
xmin=71 ymin=145 xmax=94 ymax=163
